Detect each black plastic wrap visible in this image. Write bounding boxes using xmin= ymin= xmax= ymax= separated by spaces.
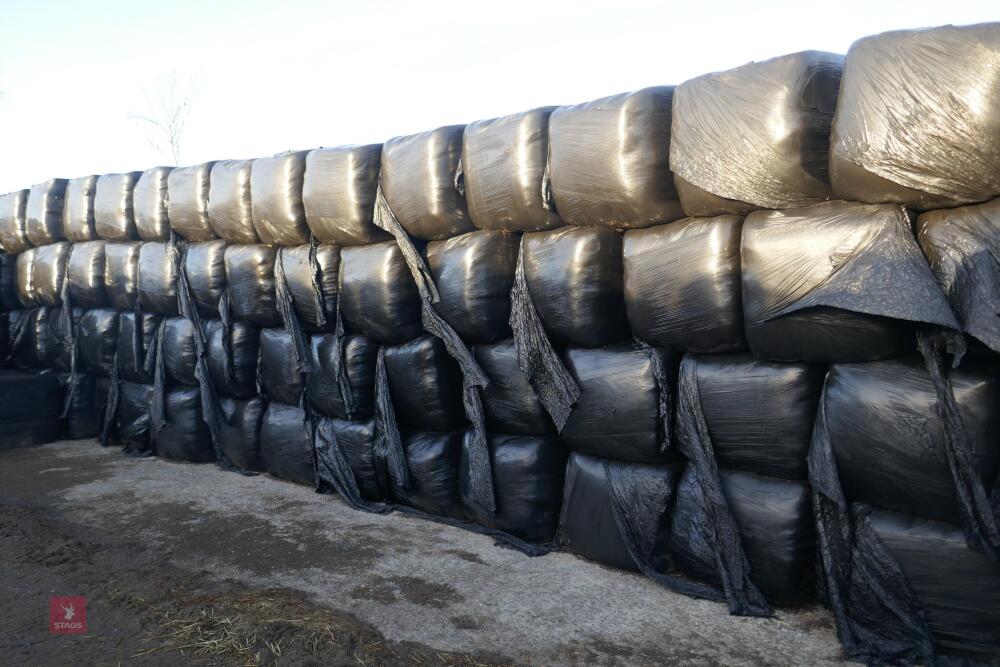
xmin=161 ymin=316 xmax=199 ymax=387
xmin=259 ymin=327 xmax=305 ymax=405
xmin=391 ymin=430 xmax=467 ymax=520
xmin=63 ymin=175 xmax=99 ymax=242
xmin=78 ymin=308 xmax=118 ymax=378
xmin=46 ymin=306 xmax=82 ymax=371
xmin=168 ymin=161 xmax=217 ymax=241
xmin=474 ymin=339 xmax=555 ymax=436
xmin=280 ymin=243 xmax=339 ymax=332
xmin=0 ymin=252 xmax=21 ymax=311
xmin=917 ymin=198 xmax=1000 ymax=355
xmin=103 ymin=241 xmax=142 ymax=310
xmin=425 ymin=230 xmax=518 ymax=343
xmin=59 ymin=373 xmax=109 ymax=440
xmin=217 ymin=397 xmax=264 ymax=471
xmin=184 ymin=240 xmax=227 ymax=318
xmin=31 ymin=242 xmax=71 ymax=307
xmin=383 ymin=335 xmax=466 ymax=432
xmin=0 ymin=370 xmax=61 ymax=449
xmin=671 ymin=467 xmax=816 ymax=606
xmin=153 ymin=386 xmax=214 ymax=463
xmin=260 ymin=401 xmax=315 ymax=486
xmin=208 ymin=159 xmax=258 ymax=243
xmin=117 ymin=310 xmax=160 ymax=383
xmin=742 ymin=201 xmax=960 ymax=362
xmin=25 ymin=179 xmax=68 ymax=246
xmin=462 ymin=107 xmax=563 ymax=233
xmin=0 ymin=190 xmax=31 ymax=254
xmin=548 ymin=87 xmax=683 ymax=230
xmin=250 ymin=151 xmax=310 ymax=245
xmin=134 ymin=166 xmax=173 ymax=241
xmin=380 ymin=126 xmax=473 ymax=241
xmin=223 ymin=244 xmax=280 ymax=327
xmin=94 ymin=172 xmax=142 ymax=241
xmin=138 ymin=241 xmax=179 ymax=316
xmin=562 ymin=343 xmax=680 ymax=463
xmin=624 ymin=216 xmax=745 ymax=353
xmin=303 ymin=145 xmax=389 ymax=246
xmin=461 ymin=433 xmax=567 ymax=543
xmin=67 ymin=241 xmax=107 ymax=309
xmin=115 ymin=381 xmax=154 ymax=453
xmin=204 ymin=319 xmax=258 ymax=399
xmin=5 ymin=309 xmax=36 ymax=369
xmin=522 ymin=226 xmax=628 ymax=347
xmin=308 ymin=333 xmax=376 ymax=420
xmin=319 ymin=418 xmax=386 ymax=502
xmin=21 ymin=307 xmax=54 ymax=368
xmin=15 ymin=248 xmax=37 ymax=308
xmin=338 ymin=241 xmax=422 ymax=344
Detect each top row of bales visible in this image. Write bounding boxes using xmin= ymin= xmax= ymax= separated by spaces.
xmin=1 ymin=22 xmax=998 ymax=254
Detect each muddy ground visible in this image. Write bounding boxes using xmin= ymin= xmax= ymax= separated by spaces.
xmin=0 ymin=440 xmax=849 ymax=666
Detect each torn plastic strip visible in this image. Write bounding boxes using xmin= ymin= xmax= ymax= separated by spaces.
xmin=371 ymin=184 xmax=439 ymax=303
xmin=396 ymin=504 xmax=551 ymax=557
xmin=58 ymin=275 xmax=79 ymax=419
xmin=917 ymin=327 xmax=1000 ymax=559
xmin=676 ymin=356 xmax=771 ymax=617
xmin=99 ymin=352 xmax=120 ymax=447
xmin=149 ymin=317 xmax=167 ymax=436
xmin=311 ymin=414 xmax=393 ymax=514
xmin=540 ymin=158 xmax=555 ymax=212
xmin=274 ymin=246 xmax=312 ymax=374
xmin=218 ymin=288 xmax=234 ymax=383
xmin=374 ymin=346 xmax=409 ymax=491
xmin=331 ymin=296 xmax=356 ymax=420
xmin=635 ymin=339 xmax=673 ymax=453
xmin=306 ymin=235 xmax=328 ymax=330
xmin=509 ymin=236 xmax=580 ymax=432
xmin=453 ymin=157 xmax=465 ymax=198
xmin=3 ymin=310 xmax=28 ymax=364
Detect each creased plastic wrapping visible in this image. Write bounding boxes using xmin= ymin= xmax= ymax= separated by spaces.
xmin=95 ymin=172 xmax=142 ymax=240
xmin=216 ymin=397 xmax=264 ymax=471
xmin=624 ymin=216 xmax=745 ymax=353
xmin=47 ymin=307 xmax=81 ymax=371
xmin=742 ymin=200 xmax=959 ymax=362
xmin=184 ymin=240 xmax=227 ymax=318
xmin=279 ymin=243 xmax=339 ymax=332
xmin=548 ymin=87 xmax=683 ymax=230
xmin=917 ymin=198 xmax=1000 ymax=354
xmin=0 ymin=252 xmax=20 ymax=310
xmin=426 ymin=230 xmax=518 ymax=343
xmin=390 ymin=430 xmax=467 ymax=520
xmin=380 ymin=126 xmax=473 ymax=241
xmin=153 ymin=387 xmax=215 ymax=463
xmin=260 ymin=402 xmax=314 ymax=486
xmin=115 ymin=381 xmax=154 ymax=453
xmin=0 ymin=370 xmax=60 ymax=449
xmin=133 ymin=167 xmax=173 ymax=240
xmin=59 ymin=373 xmax=109 ymax=440
xmin=9 ymin=308 xmax=52 ymax=368
xmin=830 ymin=23 xmax=1000 ymax=209
xmin=15 ymin=249 xmax=38 ymax=307
xmin=315 ymin=418 xmax=387 ymax=503
xmin=223 ymin=244 xmax=280 ymax=327
xmin=103 ymin=241 xmax=141 ymax=310
xmin=117 ymin=311 xmax=160 ymax=383
xmin=78 ymin=309 xmax=118 ymax=377
xmin=208 ymin=159 xmax=258 ymax=243
xmin=303 ymin=145 xmax=388 ymax=246
xmin=26 ymin=179 xmax=67 ymax=246
xmin=137 ymin=241 xmax=179 ymax=315
xmin=30 ymin=242 xmax=70 ymax=307
xmin=474 ymin=339 xmax=555 ymax=436
xmin=670 ymin=52 xmax=842 ymax=216
xmin=67 ymin=241 xmax=107 ymax=309
xmin=384 ymin=335 xmax=466 ymax=432
xmin=0 ymin=190 xmax=31 ymax=254
xmin=259 ymin=327 xmax=305 ymax=405
xmin=462 ymin=107 xmax=563 ymax=232
xmin=250 ymin=151 xmax=310 ymax=245
xmin=308 ymin=334 xmax=376 ymax=420
xmin=161 ymin=316 xmax=199 ymax=387
xmin=168 ymin=162 xmax=217 ymax=241
xmin=338 ymin=241 xmax=422 ymax=344
xmin=204 ymin=319 xmax=258 ymax=399
xmin=63 ymin=175 xmax=99 ymax=241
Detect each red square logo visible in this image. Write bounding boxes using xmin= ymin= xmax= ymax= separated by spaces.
xmin=49 ymin=596 xmax=87 ymax=635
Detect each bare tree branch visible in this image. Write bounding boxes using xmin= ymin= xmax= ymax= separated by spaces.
xmin=128 ymin=72 xmax=198 ymax=165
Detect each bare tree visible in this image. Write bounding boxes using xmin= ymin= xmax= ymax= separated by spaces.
xmin=129 ymin=72 xmax=198 ymax=165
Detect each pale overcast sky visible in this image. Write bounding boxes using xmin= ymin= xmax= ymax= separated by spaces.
xmin=0 ymin=0 xmax=996 ymax=192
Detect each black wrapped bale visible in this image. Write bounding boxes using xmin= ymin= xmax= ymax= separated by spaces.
xmin=161 ymin=316 xmax=199 ymax=387
xmin=60 ymin=373 xmax=109 ymax=440
xmin=116 ymin=381 xmax=154 ymax=451
xmin=392 ymin=430 xmax=467 ymax=520
xmin=259 ymin=327 xmax=305 ymax=405
xmin=117 ymin=311 xmax=160 ymax=383
xmin=137 ymin=241 xmax=179 ymax=316
xmin=461 ymin=433 xmax=567 ymax=542
xmin=104 ymin=241 xmax=142 ymax=310
xmin=224 ymin=244 xmax=280 ymax=327
xmin=308 ymin=333 xmax=376 ymax=420
xmin=208 ymin=159 xmax=258 ymax=243
xmin=548 ymin=87 xmax=683 ymax=230
xmin=185 ymin=240 xmax=227 ymax=318
xmin=250 ymin=151 xmax=310 ymax=246
xmin=523 ymin=226 xmax=628 ymax=347
xmin=624 ymin=216 xmax=745 ymax=353
xmin=78 ymin=308 xmax=118 ymax=377
xmin=741 ymin=201 xmax=959 ymax=362
xmin=426 ymin=230 xmax=518 ymax=343
xmin=204 ymin=319 xmax=258 ymax=399
xmin=917 ymin=198 xmax=1000 ymax=355
xmin=168 ymin=162 xmax=217 ymax=241
xmin=692 ymin=353 xmax=824 ymax=480
xmin=558 ymin=451 xmax=685 ymax=572
xmin=217 ymin=397 xmax=264 ymax=471
xmin=1 ymin=252 xmax=22 ymax=311
xmin=279 ymin=243 xmax=339 ymax=332
xmin=671 ymin=467 xmax=816 ymax=605
xmin=303 ymin=145 xmax=388 ymax=246
xmin=154 ymin=387 xmax=214 ymax=463
xmin=25 ymin=179 xmax=68 ymax=246
xmin=338 ymin=241 xmax=422 ymax=344
xmin=462 ymin=107 xmax=563 ymax=233
xmin=32 ymin=242 xmax=71 ymax=307
xmin=326 ymin=418 xmax=385 ymax=501
xmin=474 ymin=339 xmax=554 ymax=436
xmin=869 ymin=508 xmax=1000 ymax=660
xmin=67 ymin=241 xmax=107 ymax=309
xmin=0 ymin=370 xmax=61 ymax=449
xmin=47 ymin=307 xmax=82 ymax=371
xmin=384 ymin=335 xmax=466 ymax=432
xmin=670 ymin=51 xmax=842 ymax=217
xmin=94 ymin=172 xmax=142 ymax=241
xmin=830 ymin=23 xmax=1000 ymax=209
xmin=0 ymin=190 xmax=31 ymax=254
xmin=133 ymin=166 xmax=173 ymax=241
xmin=825 ymin=357 xmax=1000 ymax=526
xmin=23 ymin=307 xmax=54 ymax=368
xmin=562 ymin=344 xmax=679 ymax=463
xmin=260 ymin=402 xmax=314 ymax=485
xmin=15 ymin=248 xmax=38 ymax=307
xmin=62 ymin=175 xmax=99 ymax=242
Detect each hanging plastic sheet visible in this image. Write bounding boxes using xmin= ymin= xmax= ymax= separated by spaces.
xmin=217 ymin=397 xmax=264 ymax=471
xmin=104 ymin=241 xmax=142 ymax=309
xmin=313 ymin=416 xmax=391 ymax=507
xmin=390 ymin=430 xmax=467 ymax=520
xmin=373 ymin=346 xmax=409 ymax=494
xmin=250 ymin=151 xmax=311 ymax=245
xmin=338 ymin=241 xmax=423 ymax=344
xmin=31 ymin=242 xmax=71 ymax=307
xmin=117 ymin=310 xmax=160 ymax=383
xmin=5 ymin=310 xmax=33 ymax=369
xmin=63 ymin=175 xmax=100 ymax=241
xmin=548 ymin=87 xmax=683 ymax=230
xmin=624 ymin=216 xmax=745 ymax=353
xmin=185 ymin=240 xmax=228 ymax=318
xmin=279 ymin=242 xmax=339 ymax=332
xmin=138 ymin=241 xmax=180 ymax=315
xmin=67 ymin=241 xmax=107 ymax=309
xmin=134 ymin=166 xmax=173 ymax=241
xmin=153 ymin=386 xmax=215 ymax=463
xmin=258 ymin=327 xmax=306 ymax=405
xmin=25 ymin=179 xmax=68 ymax=246
xmin=47 ymin=307 xmax=82 ymax=372
xmin=303 ymin=145 xmax=389 ymax=246
xmin=59 ymin=373 xmax=110 ymax=440
xmin=94 ymin=172 xmax=142 ymax=241
xmin=116 ymin=381 xmax=154 ymax=454
xmin=0 ymin=370 xmax=61 ymax=449
xmin=207 ymin=159 xmax=258 ymax=243
xmin=78 ymin=309 xmax=118 ymax=378
xmin=0 ymin=252 xmax=22 ymax=311
xmin=474 ymin=339 xmax=556 ymax=436
xmin=670 ymin=51 xmax=842 ymax=216
xmin=0 ymin=190 xmax=31 ymax=254
xmin=223 ymin=244 xmax=281 ymax=326
xmin=204 ymin=319 xmax=258 ymax=399
xmin=260 ymin=401 xmax=315 ymax=485
xmin=308 ymin=333 xmax=376 ymax=420
xmin=168 ymin=162 xmax=218 ymax=242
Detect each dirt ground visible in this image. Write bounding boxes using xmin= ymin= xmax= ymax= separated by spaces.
xmin=0 ymin=440 xmax=849 ymax=666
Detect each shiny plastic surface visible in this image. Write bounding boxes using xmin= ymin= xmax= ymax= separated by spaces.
xmin=67 ymin=241 xmax=107 ymax=309
xmin=31 ymin=242 xmax=71 ymax=307
xmin=137 ymin=241 xmax=179 ymax=315
xmin=78 ymin=308 xmax=118 ymax=377
xmin=224 ymin=244 xmax=280 ymax=326
xmin=259 ymin=327 xmax=305 ymax=405
xmin=94 ymin=172 xmax=141 ymax=240
xmin=260 ymin=402 xmax=314 ymax=486
xmin=185 ymin=240 xmax=227 ymax=318
xmin=338 ymin=241 xmax=422 ymax=344
xmin=133 ymin=167 xmax=173 ymax=241
xmin=168 ymin=162 xmax=217 ymax=241
xmin=208 ymin=159 xmax=258 ymax=243
xmin=154 ymin=387 xmax=214 ymax=463
xmin=308 ymin=334 xmax=376 ymax=420
xmin=15 ymin=249 xmax=38 ymax=307
xmin=103 ymin=241 xmax=142 ymax=309
xmin=326 ymin=418 xmax=385 ymax=501
xmin=116 ymin=381 xmax=153 ymax=451
xmin=392 ymin=430 xmax=467 ymax=520
xmin=63 ymin=175 xmax=99 ymax=241
xmin=280 ymin=243 xmax=339 ymax=332
xmin=161 ymin=316 xmax=199 ymax=387
xmin=26 ymin=179 xmax=67 ymax=246
xmin=0 ymin=190 xmax=31 ymax=254
xmin=303 ymin=145 xmax=388 ymax=246
xmin=384 ymin=335 xmax=466 ymax=432
xmin=251 ymin=151 xmax=310 ymax=246
xmin=474 ymin=338 xmax=555 ymax=436
xmin=204 ymin=319 xmax=258 ymax=399
xmin=117 ymin=311 xmax=160 ymax=383
xmin=217 ymin=397 xmax=264 ymax=471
